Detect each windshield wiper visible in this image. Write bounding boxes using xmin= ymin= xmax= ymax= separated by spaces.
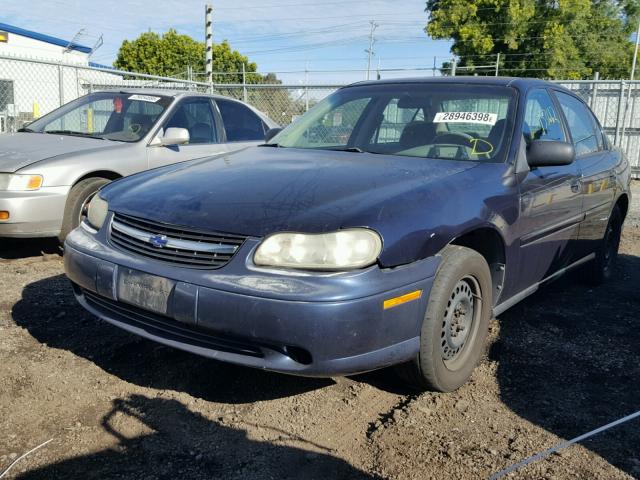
xmin=18 ymin=127 xmax=35 ymax=133
xmin=260 ymin=143 xmax=283 ymax=148
xmin=45 ymin=130 xmax=105 ymax=139
xmin=324 ymin=146 xmax=365 ymax=153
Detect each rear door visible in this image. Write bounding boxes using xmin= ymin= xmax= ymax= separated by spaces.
xmin=215 ymin=98 xmax=268 ymax=152
xmin=516 ymin=88 xmax=583 ymax=292
xmin=147 ymin=97 xmax=227 ymax=169
xmin=552 ymin=90 xmax=617 ymax=257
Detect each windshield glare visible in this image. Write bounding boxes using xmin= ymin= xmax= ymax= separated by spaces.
xmin=26 ymin=92 xmax=173 ymax=142
xmin=272 ymin=84 xmax=516 ymax=162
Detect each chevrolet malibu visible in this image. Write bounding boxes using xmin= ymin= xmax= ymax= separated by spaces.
xmin=64 ymin=78 xmax=631 ymax=392
xmin=0 ymin=89 xmax=277 ymax=240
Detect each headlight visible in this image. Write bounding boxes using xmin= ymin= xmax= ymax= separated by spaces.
xmin=0 ymin=174 xmax=43 ymax=191
xmin=86 ymin=195 xmax=109 ymax=230
xmin=254 ymin=229 xmax=383 ymax=271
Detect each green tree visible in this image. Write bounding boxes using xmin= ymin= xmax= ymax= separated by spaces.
xmin=114 ymin=29 xmax=258 ymax=83
xmin=114 ymin=30 xmax=307 ymax=124
xmin=425 ymin=0 xmax=640 ymax=79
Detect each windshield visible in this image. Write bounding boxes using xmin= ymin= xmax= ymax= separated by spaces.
xmin=271 ymin=83 xmax=516 ymax=162
xmin=25 ymin=92 xmax=173 ymax=142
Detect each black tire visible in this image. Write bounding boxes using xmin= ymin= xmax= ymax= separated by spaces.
xmin=584 ymin=205 xmax=623 ymax=286
xmin=58 ymin=177 xmax=111 ymax=242
xmin=397 ymin=245 xmax=492 ymax=392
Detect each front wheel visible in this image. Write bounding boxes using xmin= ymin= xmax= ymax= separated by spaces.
xmin=397 ymin=245 xmax=492 ymax=392
xmin=58 ymin=177 xmax=111 ymax=243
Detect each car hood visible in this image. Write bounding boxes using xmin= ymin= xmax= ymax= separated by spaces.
xmin=0 ymin=132 xmax=119 ymax=172
xmin=104 ymin=147 xmax=478 ymax=238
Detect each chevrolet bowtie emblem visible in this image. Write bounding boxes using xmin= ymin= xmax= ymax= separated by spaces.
xmin=149 ymin=234 xmax=169 ymax=248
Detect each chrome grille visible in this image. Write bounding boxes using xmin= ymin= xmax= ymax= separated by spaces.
xmin=109 ymin=213 xmax=247 ymax=269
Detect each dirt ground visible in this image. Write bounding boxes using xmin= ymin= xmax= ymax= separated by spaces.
xmin=1 ymin=183 xmax=639 ymax=480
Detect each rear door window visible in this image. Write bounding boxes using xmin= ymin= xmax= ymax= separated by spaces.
xmin=216 ymin=99 xmax=267 ymax=142
xmin=554 ymin=91 xmax=603 ymax=156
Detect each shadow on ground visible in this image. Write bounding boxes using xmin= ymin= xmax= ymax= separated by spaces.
xmin=16 ymin=394 xmax=376 ymax=480
xmin=0 ymin=238 xmax=60 ymax=260
xmin=11 ymin=273 xmax=334 ymax=404
xmin=491 ymin=254 xmax=640 ymax=476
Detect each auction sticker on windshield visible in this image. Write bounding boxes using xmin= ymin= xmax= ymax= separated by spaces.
xmin=128 ymin=94 xmax=161 ymax=103
xmin=434 ymin=112 xmax=498 ymax=125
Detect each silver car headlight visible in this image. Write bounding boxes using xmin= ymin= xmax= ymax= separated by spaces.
xmin=86 ymin=195 xmax=109 ymax=231
xmin=0 ymin=173 xmax=43 ymax=191
xmin=254 ymin=229 xmax=383 ymax=271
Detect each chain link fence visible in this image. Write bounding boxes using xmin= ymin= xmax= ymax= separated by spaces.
xmin=0 ymin=54 xmax=210 ymax=133
xmin=559 ymin=80 xmax=640 ymax=177
xmin=0 ymin=54 xmax=638 ymax=177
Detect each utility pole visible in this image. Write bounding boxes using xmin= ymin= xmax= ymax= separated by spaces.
xmin=631 ymin=17 xmax=640 ymax=82
xmin=365 ymin=20 xmax=379 ymax=81
xmin=205 ymin=4 xmax=213 ymax=85
xmin=305 ymin=61 xmax=309 ymax=111
xmin=621 ymin=18 xmax=640 ymax=144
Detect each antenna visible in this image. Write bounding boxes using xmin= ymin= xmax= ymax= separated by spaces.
xmin=89 ymin=34 xmax=103 ymax=57
xmin=63 ymin=28 xmax=103 ymax=57
xmin=64 ymin=28 xmax=87 ymax=53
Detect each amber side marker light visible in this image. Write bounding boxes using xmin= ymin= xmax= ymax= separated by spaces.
xmin=383 ymin=290 xmax=422 ymax=310
xmin=0 ymin=211 xmax=9 ymax=221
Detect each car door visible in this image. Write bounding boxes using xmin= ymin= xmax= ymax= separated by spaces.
xmin=214 ymin=98 xmax=268 ymax=152
xmin=515 ymin=88 xmax=583 ymax=293
xmin=147 ymin=97 xmax=227 ymax=169
xmin=553 ymin=90 xmax=617 ymax=257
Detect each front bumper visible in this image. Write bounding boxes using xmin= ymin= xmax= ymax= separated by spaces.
xmin=0 ymin=186 xmax=69 ymax=237
xmin=64 ymin=225 xmax=439 ymax=376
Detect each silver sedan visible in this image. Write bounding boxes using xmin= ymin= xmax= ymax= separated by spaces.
xmin=0 ymin=89 xmax=278 ymax=240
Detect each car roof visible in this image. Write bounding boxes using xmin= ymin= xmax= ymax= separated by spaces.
xmin=94 ymin=88 xmax=278 ymax=126
xmin=344 ymin=76 xmax=569 ymax=93
xmin=97 ymin=88 xmax=245 ymax=102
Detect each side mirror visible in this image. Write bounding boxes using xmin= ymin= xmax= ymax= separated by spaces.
xmin=527 ymin=140 xmax=575 ymax=167
xmin=264 ymin=127 xmax=283 ymax=143
xmin=152 ymin=127 xmax=190 ymax=147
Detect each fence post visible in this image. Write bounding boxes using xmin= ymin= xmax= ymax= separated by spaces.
xmin=242 ymin=63 xmax=247 ymax=103
xmin=590 ymin=71 xmax=599 ymax=109
xmin=57 ymin=63 xmax=64 ymax=107
xmin=614 ymin=80 xmax=625 ymax=146
xmin=495 ymin=53 xmax=500 ymax=76
xmin=305 ymin=63 xmax=309 ymax=111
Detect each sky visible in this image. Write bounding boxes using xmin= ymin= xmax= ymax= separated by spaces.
xmin=2 ymin=0 xmax=453 ymax=84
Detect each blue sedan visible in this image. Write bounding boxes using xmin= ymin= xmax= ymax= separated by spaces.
xmin=64 ymin=77 xmax=631 ymax=392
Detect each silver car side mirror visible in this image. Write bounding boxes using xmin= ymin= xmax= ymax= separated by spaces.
xmin=151 ymin=127 xmax=190 ymax=147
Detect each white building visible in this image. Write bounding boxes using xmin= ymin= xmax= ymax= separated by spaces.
xmin=0 ymin=22 xmax=118 ymax=132
xmin=0 ymin=22 xmax=92 ymax=63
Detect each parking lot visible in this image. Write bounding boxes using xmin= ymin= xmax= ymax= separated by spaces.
xmin=0 ymin=183 xmax=638 ymax=479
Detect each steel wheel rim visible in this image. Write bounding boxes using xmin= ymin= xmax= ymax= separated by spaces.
xmin=440 ymin=275 xmax=482 ymax=369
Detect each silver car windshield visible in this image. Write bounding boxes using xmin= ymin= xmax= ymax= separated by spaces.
xmin=24 ymin=92 xmax=173 ymax=142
